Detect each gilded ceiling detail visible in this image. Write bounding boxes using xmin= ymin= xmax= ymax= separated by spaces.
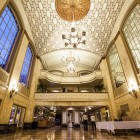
xmin=21 ymin=0 xmax=125 ymax=56
xmin=55 ymin=0 xmax=90 ymax=22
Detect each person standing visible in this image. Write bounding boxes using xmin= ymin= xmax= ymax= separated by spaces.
xmin=90 ymin=114 xmax=96 ymax=131
xmin=82 ymin=113 xmax=88 ymax=130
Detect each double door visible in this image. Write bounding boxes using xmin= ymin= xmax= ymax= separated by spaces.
xmin=9 ymin=105 xmax=26 ymax=128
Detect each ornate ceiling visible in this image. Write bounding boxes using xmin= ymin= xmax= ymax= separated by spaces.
xmin=55 ymin=0 xmax=90 ymax=22
xmin=41 ymin=49 xmax=101 ymax=72
xmin=21 ymin=0 xmax=125 ymax=73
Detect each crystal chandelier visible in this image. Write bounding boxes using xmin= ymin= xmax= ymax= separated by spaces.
xmin=67 ymin=62 xmax=75 ymax=74
xmin=62 ymin=13 xmax=86 ymax=49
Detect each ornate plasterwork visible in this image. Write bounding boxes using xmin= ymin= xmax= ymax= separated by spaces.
xmin=34 ymin=101 xmax=110 ymax=107
xmin=55 ymin=0 xmax=90 ymax=22
xmin=41 ymin=49 xmax=100 ymax=72
xmin=34 ymin=93 xmax=109 ymax=101
xmin=0 ymin=67 xmax=9 ymax=85
xmin=61 ymin=55 xmax=80 ymax=64
xmin=21 ymin=0 xmax=125 ymax=56
xmin=40 ymin=70 xmax=102 ymax=84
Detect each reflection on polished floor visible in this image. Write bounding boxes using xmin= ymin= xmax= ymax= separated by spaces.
xmin=0 ymin=126 xmax=139 ymax=140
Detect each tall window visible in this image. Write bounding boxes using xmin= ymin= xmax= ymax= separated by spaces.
xmin=123 ymin=4 xmax=140 ymax=72
xmin=19 ymin=46 xmax=33 ymax=87
xmin=107 ymin=44 xmax=126 ymax=88
xmin=0 ymin=6 xmax=19 ymax=69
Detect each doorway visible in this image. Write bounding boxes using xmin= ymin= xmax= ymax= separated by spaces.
xmin=9 ymin=105 xmax=26 ymax=128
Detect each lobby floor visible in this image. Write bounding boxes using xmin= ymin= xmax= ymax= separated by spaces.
xmin=0 ymin=126 xmax=139 ymax=140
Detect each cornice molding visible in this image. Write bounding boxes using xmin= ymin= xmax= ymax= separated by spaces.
xmin=40 ymin=70 xmax=102 ymax=84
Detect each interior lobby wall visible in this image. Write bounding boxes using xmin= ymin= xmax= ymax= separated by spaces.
xmin=100 ymin=59 xmax=118 ymax=120
xmin=114 ymin=34 xmax=140 ymax=121
xmin=0 ymin=33 xmax=29 ymax=124
xmin=0 ymin=0 xmax=8 ymax=13
xmin=0 ymin=0 xmax=140 ymax=126
xmin=24 ymin=59 xmax=43 ymax=123
xmin=0 ymin=0 xmax=41 ymax=124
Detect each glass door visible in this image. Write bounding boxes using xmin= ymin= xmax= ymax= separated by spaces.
xmin=9 ymin=105 xmax=18 ymax=124
xmin=9 ymin=105 xmax=26 ymax=128
xmin=15 ymin=107 xmax=22 ymax=126
xmin=18 ymin=108 xmax=25 ymax=128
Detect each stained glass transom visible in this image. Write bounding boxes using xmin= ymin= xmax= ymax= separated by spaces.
xmin=123 ymin=4 xmax=140 ymax=72
xmin=108 ymin=44 xmax=126 ymax=88
xmin=19 ymin=46 xmax=33 ymax=86
xmin=0 ymin=6 xmax=19 ymax=68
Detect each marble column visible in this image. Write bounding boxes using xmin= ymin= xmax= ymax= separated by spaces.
xmin=100 ymin=59 xmax=118 ymax=120
xmin=62 ymin=111 xmax=67 ymax=124
xmin=74 ymin=111 xmax=80 ymax=124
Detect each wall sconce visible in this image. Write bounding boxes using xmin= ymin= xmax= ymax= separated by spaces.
xmin=128 ymin=81 xmax=138 ymax=98
xmin=10 ymin=84 xmax=18 ymax=98
xmin=129 ymin=80 xmax=137 ymax=98
xmin=129 ymin=89 xmax=137 ymax=98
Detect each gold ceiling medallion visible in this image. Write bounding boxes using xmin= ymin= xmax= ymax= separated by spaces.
xmin=55 ymin=0 xmax=90 ymax=22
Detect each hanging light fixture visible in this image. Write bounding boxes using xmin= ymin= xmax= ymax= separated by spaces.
xmin=62 ymin=28 xmax=86 ymax=48
xmin=62 ymin=12 xmax=86 ymax=49
xmin=67 ymin=62 xmax=75 ymax=74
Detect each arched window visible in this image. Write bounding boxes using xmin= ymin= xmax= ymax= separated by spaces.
xmin=107 ymin=44 xmax=126 ymax=89
xmin=122 ymin=4 xmax=140 ymax=72
xmin=19 ymin=45 xmax=33 ymax=87
xmin=0 ymin=6 xmax=19 ymax=69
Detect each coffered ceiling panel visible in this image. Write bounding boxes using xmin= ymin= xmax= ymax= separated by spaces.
xmin=21 ymin=0 xmax=125 ymax=72
xmin=21 ymin=0 xmax=125 ymax=56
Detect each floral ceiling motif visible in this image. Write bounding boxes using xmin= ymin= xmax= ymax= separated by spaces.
xmin=55 ymin=0 xmax=90 ymax=22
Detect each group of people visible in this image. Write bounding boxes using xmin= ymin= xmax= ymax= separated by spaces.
xmin=82 ymin=113 xmax=96 ymax=131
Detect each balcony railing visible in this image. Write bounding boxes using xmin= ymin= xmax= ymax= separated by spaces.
xmin=34 ymin=92 xmax=109 ymax=101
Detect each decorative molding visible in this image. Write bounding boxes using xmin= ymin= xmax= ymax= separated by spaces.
xmin=34 ymin=93 xmax=109 ymax=102
xmin=18 ymin=83 xmax=30 ymax=97
xmin=0 ymin=67 xmax=9 ymax=86
xmin=114 ymin=83 xmax=128 ymax=96
xmin=40 ymin=70 xmax=102 ymax=84
xmin=109 ymin=0 xmax=136 ymax=45
xmin=21 ymin=0 xmax=125 ymax=56
xmin=41 ymin=49 xmax=100 ymax=73
xmin=55 ymin=0 xmax=90 ymax=22
xmin=34 ymin=101 xmax=109 ymax=106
